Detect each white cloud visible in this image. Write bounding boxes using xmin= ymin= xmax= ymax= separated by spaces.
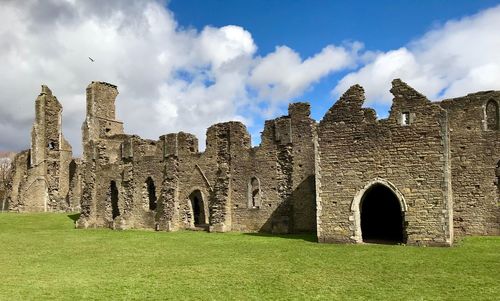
xmin=250 ymin=43 xmax=360 ymax=106
xmin=0 ymin=0 xmax=358 ymax=154
xmin=334 ymin=5 xmax=500 ymax=105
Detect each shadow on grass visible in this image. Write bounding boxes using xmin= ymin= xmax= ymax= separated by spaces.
xmin=243 ymin=232 xmax=317 ymax=242
xmin=67 ymin=213 xmax=80 ymax=223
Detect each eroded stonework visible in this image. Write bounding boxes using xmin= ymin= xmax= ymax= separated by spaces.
xmin=74 ymin=81 xmax=316 ymax=234
xmin=6 ymin=79 xmax=499 ymax=246
xmin=7 ymin=86 xmax=77 ymax=212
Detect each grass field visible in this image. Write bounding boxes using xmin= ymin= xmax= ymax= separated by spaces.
xmin=0 ymin=213 xmax=498 ymax=300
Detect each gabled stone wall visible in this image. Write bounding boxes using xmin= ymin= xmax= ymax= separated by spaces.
xmin=316 ymin=80 xmax=453 ymax=246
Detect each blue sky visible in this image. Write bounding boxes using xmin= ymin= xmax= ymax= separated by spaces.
xmin=1 ymin=0 xmax=500 ymax=153
xmin=170 ymin=0 xmax=500 ymax=121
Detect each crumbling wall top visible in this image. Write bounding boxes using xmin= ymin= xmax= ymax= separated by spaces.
xmin=90 ymin=81 xmax=118 ymax=89
xmin=320 ymin=84 xmax=376 ymax=124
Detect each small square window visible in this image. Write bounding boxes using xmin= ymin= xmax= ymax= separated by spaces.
xmin=401 ymin=112 xmax=410 ymax=125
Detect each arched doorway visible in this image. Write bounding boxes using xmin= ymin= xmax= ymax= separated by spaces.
xmin=189 ymin=190 xmax=206 ymax=227
xmin=351 ymin=179 xmax=407 ymax=244
xmin=360 ymin=184 xmax=404 ymax=243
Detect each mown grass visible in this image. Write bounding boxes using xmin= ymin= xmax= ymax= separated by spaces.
xmin=0 ymin=213 xmax=498 ymax=300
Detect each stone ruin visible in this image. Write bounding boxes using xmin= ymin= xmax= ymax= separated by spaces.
xmin=5 ymin=79 xmax=499 ymax=246
xmin=8 ymin=86 xmax=79 ymax=212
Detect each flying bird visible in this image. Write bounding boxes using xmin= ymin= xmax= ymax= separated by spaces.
xmin=88 ymin=57 xmax=94 ymax=62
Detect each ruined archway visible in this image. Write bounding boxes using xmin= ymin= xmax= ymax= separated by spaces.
xmin=351 ymin=179 xmax=407 ymax=244
xmin=110 ymin=181 xmax=120 ymax=219
xmin=189 ymin=190 xmax=207 ymax=227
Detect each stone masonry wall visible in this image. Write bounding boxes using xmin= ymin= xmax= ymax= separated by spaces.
xmin=76 ymin=81 xmax=317 ymax=234
xmin=7 ymin=85 xmax=79 ymax=212
xmin=8 ymin=79 xmax=495 ymax=246
xmin=316 ymin=80 xmax=453 ymax=246
xmin=438 ymin=92 xmax=500 ymax=236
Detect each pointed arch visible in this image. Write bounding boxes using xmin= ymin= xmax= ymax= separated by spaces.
xmin=350 ymin=178 xmax=407 ymax=243
xmin=188 ymin=189 xmax=208 ymax=227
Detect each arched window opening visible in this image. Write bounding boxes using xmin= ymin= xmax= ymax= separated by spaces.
xmin=110 ymin=181 xmax=120 ymax=219
xmin=146 ymin=177 xmax=157 ymax=211
xmin=360 ymin=184 xmax=404 ymax=244
xmin=248 ymin=177 xmax=261 ymax=208
xmin=486 ymin=100 xmax=499 ymax=130
xmin=48 ymin=141 xmax=56 ymax=150
xmin=189 ymin=190 xmax=206 ymax=227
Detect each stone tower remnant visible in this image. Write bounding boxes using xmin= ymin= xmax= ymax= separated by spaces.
xmin=8 ymin=85 xmax=78 ymax=211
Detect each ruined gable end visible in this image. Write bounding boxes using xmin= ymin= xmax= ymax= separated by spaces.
xmin=321 ymin=84 xmax=376 ymax=124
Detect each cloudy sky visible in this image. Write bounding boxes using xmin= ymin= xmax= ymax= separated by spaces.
xmin=1 ymin=0 xmax=500 ymax=154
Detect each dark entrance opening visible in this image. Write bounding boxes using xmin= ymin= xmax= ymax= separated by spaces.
xmin=360 ymin=184 xmax=404 ymax=244
xmin=189 ymin=190 xmax=206 ymax=227
xmin=110 ymin=181 xmax=120 ymax=219
xmin=146 ymin=177 xmax=157 ymax=211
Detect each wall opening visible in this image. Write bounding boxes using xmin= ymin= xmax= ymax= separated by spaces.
xmin=496 ymin=160 xmax=500 ymax=192
xmin=189 ymin=190 xmax=206 ymax=227
xmin=48 ymin=141 xmax=56 ymax=150
xmin=360 ymin=184 xmax=404 ymax=244
xmin=110 ymin=181 xmax=120 ymax=219
xmin=146 ymin=177 xmax=157 ymax=211
xmin=401 ymin=112 xmax=410 ymax=125
xmin=486 ymin=100 xmax=499 ymax=130
xmin=248 ymin=177 xmax=261 ymax=208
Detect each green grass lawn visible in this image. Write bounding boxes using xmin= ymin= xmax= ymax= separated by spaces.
xmin=0 ymin=213 xmax=498 ymax=300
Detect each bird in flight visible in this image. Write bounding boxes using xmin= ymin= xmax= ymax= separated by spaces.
xmin=88 ymin=57 xmax=95 ymax=62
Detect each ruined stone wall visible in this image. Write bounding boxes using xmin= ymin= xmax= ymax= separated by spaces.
xmin=438 ymin=93 xmax=500 ymax=236
xmin=316 ymin=80 xmax=453 ymax=246
xmin=72 ymin=79 xmax=497 ymax=245
xmin=76 ymin=81 xmax=317 ymax=234
xmin=78 ymin=82 xmax=125 ymax=226
xmin=7 ymin=86 xmax=79 ymax=212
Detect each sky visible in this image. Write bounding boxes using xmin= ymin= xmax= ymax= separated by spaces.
xmin=1 ymin=0 xmax=500 ymax=155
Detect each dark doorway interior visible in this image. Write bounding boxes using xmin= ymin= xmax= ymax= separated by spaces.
xmin=110 ymin=181 xmax=120 ymax=219
xmin=146 ymin=177 xmax=157 ymax=211
xmin=361 ymin=184 xmax=404 ymax=244
xmin=189 ymin=190 xmax=206 ymax=227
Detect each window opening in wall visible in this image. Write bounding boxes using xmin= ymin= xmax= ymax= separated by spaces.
xmin=249 ymin=177 xmax=261 ymax=208
xmin=496 ymin=160 xmax=500 ymax=191
xmin=401 ymin=112 xmax=410 ymax=125
xmin=360 ymin=184 xmax=404 ymax=244
xmin=110 ymin=181 xmax=120 ymax=219
xmin=146 ymin=177 xmax=157 ymax=211
xmin=189 ymin=190 xmax=206 ymax=227
xmin=48 ymin=141 xmax=56 ymax=150
xmin=486 ymin=100 xmax=499 ymax=130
